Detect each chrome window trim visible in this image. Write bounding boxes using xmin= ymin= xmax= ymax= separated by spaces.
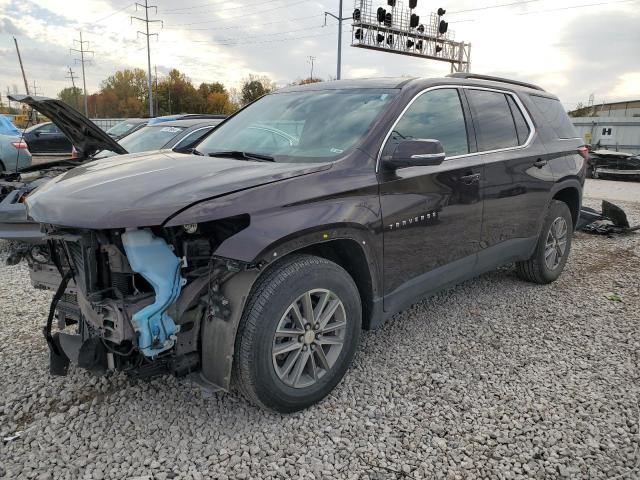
xmin=376 ymin=84 xmax=537 ymax=173
xmin=172 ymin=126 xmax=214 ymax=149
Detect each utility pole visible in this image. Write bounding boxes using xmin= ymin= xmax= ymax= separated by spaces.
xmin=308 ymin=56 xmax=316 ymax=80
xmin=31 ymin=81 xmax=40 ymax=96
xmin=70 ymin=31 xmax=94 ymax=116
xmin=324 ymin=0 xmax=347 ymax=79
xmin=13 ymin=37 xmax=30 ymax=95
xmin=132 ymin=0 xmax=162 ymax=118
xmin=66 ymin=66 xmax=80 ymax=110
xmin=154 ymin=65 xmax=159 ymax=115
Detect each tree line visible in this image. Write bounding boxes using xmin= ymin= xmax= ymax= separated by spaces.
xmin=56 ymin=68 xmax=321 ymax=118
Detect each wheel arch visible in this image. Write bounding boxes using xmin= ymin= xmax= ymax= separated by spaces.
xmin=552 ymin=185 xmax=581 ymax=229
xmin=199 ymin=230 xmax=382 ymax=391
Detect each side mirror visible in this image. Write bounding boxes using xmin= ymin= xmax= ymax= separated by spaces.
xmin=34 ymin=131 xmax=41 ymax=137
xmin=385 ymin=139 xmax=446 ymax=170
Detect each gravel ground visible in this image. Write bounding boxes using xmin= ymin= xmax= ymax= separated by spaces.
xmin=0 ymin=200 xmax=639 ymax=480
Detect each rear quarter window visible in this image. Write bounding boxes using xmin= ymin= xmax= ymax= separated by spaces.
xmin=530 ymin=95 xmax=578 ymax=139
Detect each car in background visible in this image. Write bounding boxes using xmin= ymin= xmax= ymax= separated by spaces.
xmin=22 ymin=121 xmax=72 ymax=154
xmin=93 ymin=117 xmax=224 ymax=160
xmin=105 ymin=118 xmax=147 ymax=140
xmin=587 ymin=149 xmax=640 ymax=180
xmin=0 ymin=94 xmax=225 ymax=246
xmin=0 ymin=115 xmax=32 ymax=172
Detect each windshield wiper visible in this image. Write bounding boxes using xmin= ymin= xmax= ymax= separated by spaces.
xmin=207 ymin=151 xmax=275 ymax=162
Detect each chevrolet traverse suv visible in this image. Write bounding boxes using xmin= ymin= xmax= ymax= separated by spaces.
xmin=22 ymin=74 xmax=586 ymax=412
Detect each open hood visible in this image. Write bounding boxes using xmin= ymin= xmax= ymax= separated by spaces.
xmin=8 ymin=94 xmax=128 ymax=158
xmin=25 ymin=150 xmax=331 ymax=229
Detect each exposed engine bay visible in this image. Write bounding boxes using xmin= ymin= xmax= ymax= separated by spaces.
xmin=37 ymin=217 xmax=250 ymax=382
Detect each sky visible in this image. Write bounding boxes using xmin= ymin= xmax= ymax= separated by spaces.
xmin=0 ymin=0 xmax=638 ymax=110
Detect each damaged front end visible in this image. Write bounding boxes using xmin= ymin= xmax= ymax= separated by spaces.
xmin=42 ymin=217 xmax=248 ymax=381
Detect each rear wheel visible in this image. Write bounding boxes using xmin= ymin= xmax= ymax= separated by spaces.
xmin=233 ymin=254 xmax=361 ymax=412
xmin=516 ymin=200 xmax=573 ymax=284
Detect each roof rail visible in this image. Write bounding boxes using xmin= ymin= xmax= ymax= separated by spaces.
xmin=447 ymin=73 xmax=546 ymax=92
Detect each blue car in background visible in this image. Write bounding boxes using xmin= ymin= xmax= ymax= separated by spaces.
xmin=0 ymin=115 xmax=32 ymax=172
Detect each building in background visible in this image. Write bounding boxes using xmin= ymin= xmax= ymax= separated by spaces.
xmin=570 ymin=99 xmax=640 ymax=154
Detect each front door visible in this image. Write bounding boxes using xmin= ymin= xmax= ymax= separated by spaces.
xmin=378 ymin=87 xmax=484 ymax=313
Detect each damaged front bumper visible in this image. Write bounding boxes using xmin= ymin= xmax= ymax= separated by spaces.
xmin=41 ymin=226 xmax=238 ymax=382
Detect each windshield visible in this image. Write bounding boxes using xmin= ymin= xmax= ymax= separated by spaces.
xmin=196 ymin=88 xmax=397 ymax=163
xmin=107 ymin=120 xmax=143 ymax=137
xmin=94 ymin=125 xmax=186 ymax=159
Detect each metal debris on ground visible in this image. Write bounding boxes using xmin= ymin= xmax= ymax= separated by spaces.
xmin=578 ymin=200 xmax=640 ymax=235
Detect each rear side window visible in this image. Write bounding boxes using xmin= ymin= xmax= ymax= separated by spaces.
xmin=390 ymin=88 xmax=470 ymax=157
xmin=530 ymin=95 xmax=578 ymax=139
xmin=506 ymin=96 xmax=531 ymax=145
xmin=466 ymin=90 xmax=519 ymax=151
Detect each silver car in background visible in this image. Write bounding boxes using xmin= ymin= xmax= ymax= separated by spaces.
xmin=0 ymin=115 xmax=32 ymax=172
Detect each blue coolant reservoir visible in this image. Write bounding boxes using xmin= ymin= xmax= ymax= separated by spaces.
xmin=121 ymin=228 xmax=185 ymax=357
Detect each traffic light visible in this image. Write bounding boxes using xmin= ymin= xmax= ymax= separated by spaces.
xmin=376 ymin=33 xmax=385 ymax=43
xmin=439 ymin=20 xmax=448 ymax=35
xmin=377 ymin=7 xmax=386 ymax=23
xmin=435 ymin=45 xmax=443 ymax=53
xmin=386 ymin=34 xmax=394 ymax=45
xmin=353 ymin=8 xmax=361 ymax=21
xmin=406 ymin=39 xmax=414 ymax=48
xmin=409 ymin=0 xmax=418 ymax=8
xmin=384 ymin=12 xmax=392 ymax=27
xmin=410 ymin=14 xmax=420 ymax=28
xmin=417 ymin=24 xmax=425 ymax=33
xmin=387 ymin=0 xmax=397 ymax=6
xmin=355 ymin=28 xmax=363 ymax=40
xmin=437 ymin=8 xmax=446 ymax=16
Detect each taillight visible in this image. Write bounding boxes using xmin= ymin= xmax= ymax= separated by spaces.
xmin=71 ymin=146 xmax=78 ymax=159
xmin=578 ymin=146 xmax=589 ymax=161
xmin=11 ymin=141 xmax=28 ymax=150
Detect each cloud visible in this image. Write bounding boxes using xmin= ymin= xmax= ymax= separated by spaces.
xmin=0 ymin=17 xmax=23 ymax=35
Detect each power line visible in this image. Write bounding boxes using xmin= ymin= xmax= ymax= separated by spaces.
xmin=517 ymin=0 xmax=638 ymax=15
xmin=131 ymin=0 xmax=163 ymax=117
xmin=165 ymin=13 xmax=324 ymax=30
xmin=162 ymin=0 xmax=286 ymax=14
xmin=190 ymin=26 xmax=351 ymax=46
xmin=449 ymin=0 xmax=637 ymax=22
xmin=70 ymin=31 xmax=94 ymax=116
xmin=91 ymin=2 xmax=134 ymax=24
xmin=448 ymin=0 xmax=542 ymax=15
xmin=162 ymin=0 xmax=309 ymax=16
xmin=448 ymin=0 xmax=635 ymax=15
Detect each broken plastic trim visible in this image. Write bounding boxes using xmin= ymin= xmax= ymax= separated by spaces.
xmin=121 ymin=229 xmax=185 ymax=357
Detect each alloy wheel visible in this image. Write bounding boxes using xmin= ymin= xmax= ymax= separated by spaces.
xmin=545 ymin=216 xmax=568 ymax=270
xmin=272 ymin=289 xmax=347 ymax=389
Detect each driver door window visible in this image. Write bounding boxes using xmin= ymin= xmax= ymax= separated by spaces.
xmin=389 ymin=88 xmax=470 ymax=158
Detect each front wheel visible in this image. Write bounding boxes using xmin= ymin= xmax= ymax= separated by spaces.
xmin=516 ymin=200 xmax=573 ymax=284
xmin=233 ymin=254 xmax=361 ymax=412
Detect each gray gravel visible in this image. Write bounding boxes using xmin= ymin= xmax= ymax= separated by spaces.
xmin=1 ymin=202 xmax=639 ymax=480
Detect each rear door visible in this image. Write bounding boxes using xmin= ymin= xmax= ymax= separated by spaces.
xmin=463 ymin=87 xmax=552 ymax=264
xmin=378 ymin=87 xmax=484 ymax=312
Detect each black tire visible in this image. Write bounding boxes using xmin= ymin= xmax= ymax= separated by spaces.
xmin=233 ymin=254 xmax=361 ymax=413
xmin=516 ymin=200 xmax=573 ymax=284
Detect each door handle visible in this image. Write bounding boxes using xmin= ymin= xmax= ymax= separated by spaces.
xmin=460 ymin=173 xmax=481 ymax=185
xmin=533 ymin=159 xmax=548 ymax=168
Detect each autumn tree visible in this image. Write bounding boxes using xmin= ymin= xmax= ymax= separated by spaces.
xmin=240 ymin=74 xmax=275 ymax=105
xmin=100 ymin=69 xmax=148 ymax=116
xmin=57 ymin=86 xmax=83 ymax=111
